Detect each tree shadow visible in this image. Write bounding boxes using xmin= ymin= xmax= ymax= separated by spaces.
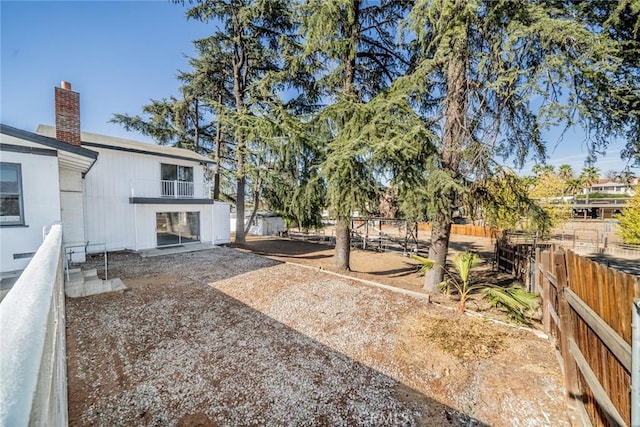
xmin=67 ymin=251 xmax=489 ymax=426
xmin=366 ymin=264 xmax=422 ymax=278
xmin=233 ymin=238 xmax=334 ymax=258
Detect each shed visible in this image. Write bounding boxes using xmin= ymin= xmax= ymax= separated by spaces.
xmin=248 ymin=213 xmax=286 ymax=236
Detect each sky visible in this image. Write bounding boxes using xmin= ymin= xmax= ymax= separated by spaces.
xmin=1 ymin=1 xmax=636 ymax=178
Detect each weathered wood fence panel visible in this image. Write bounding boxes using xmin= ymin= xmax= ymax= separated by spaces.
xmin=417 ymin=223 xmax=498 ymax=238
xmin=496 ymin=244 xmax=534 ymax=286
xmin=535 ymin=247 xmax=640 ymax=426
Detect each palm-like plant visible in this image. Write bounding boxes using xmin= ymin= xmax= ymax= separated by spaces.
xmin=579 ymin=166 xmax=600 ymax=203
xmin=414 ymin=252 xmax=480 ymax=312
xmin=413 ymin=251 xmax=540 ymax=322
xmin=558 ymin=164 xmax=574 ymax=181
xmin=565 ymin=178 xmax=582 ymax=197
xmin=482 ymin=285 xmax=541 ymax=325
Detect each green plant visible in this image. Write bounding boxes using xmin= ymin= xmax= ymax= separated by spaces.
xmin=617 ymin=192 xmax=640 ymax=244
xmin=413 ymin=251 xmax=481 ymax=313
xmin=413 ymin=251 xmax=540 ymax=322
xmin=482 ymin=284 xmax=540 ymax=325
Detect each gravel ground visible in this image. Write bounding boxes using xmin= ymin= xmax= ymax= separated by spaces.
xmin=67 ymin=247 xmax=573 ymax=426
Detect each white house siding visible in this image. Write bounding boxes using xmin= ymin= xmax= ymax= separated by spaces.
xmin=83 ymin=147 xmax=218 ymax=252
xmin=212 ymin=202 xmax=231 ymax=244
xmin=59 ymin=168 xmax=86 ymax=262
xmin=0 ymin=150 xmax=61 ymax=273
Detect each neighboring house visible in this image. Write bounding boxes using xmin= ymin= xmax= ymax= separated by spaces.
xmin=0 ymin=82 xmax=230 ymax=274
xmin=586 ymin=178 xmax=638 ymax=196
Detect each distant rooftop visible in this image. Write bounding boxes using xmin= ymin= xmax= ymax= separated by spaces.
xmin=36 ymin=125 xmax=212 ymax=164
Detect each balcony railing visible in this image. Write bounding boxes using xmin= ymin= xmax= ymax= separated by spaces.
xmin=161 ymin=180 xmax=194 ymax=198
xmin=130 ymin=179 xmax=211 ymax=199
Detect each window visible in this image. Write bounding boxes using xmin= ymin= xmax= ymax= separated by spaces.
xmin=0 ymin=163 xmax=24 ymax=225
xmin=161 ymin=164 xmax=193 ymax=182
xmin=161 ymin=164 xmax=194 ymax=197
xmin=156 ymin=212 xmax=200 ymax=246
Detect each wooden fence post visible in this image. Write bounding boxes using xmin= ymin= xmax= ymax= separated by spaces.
xmin=541 ymin=250 xmax=551 ymax=334
xmin=534 ymin=247 xmax=541 ymax=294
xmin=554 ymin=247 xmax=580 ymax=408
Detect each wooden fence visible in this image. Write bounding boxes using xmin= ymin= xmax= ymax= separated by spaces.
xmin=496 ymin=244 xmax=534 ymax=289
xmin=496 ymin=243 xmax=552 ymax=290
xmin=417 ymin=223 xmax=499 ymax=238
xmin=535 ymin=247 xmax=640 ymax=426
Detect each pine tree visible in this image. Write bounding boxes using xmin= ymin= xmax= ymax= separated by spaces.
xmin=296 ymin=0 xmax=427 ymax=270
xmin=112 ymin=37 xmax=235 ymax=200
xmin=180 ymin=0 xmax=298 ymax=244
xmin=406 ymin=0 xmax=640 ymax=290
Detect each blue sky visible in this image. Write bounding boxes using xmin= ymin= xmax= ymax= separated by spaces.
xmin=1 ymin=1 xmax=635 ymax=177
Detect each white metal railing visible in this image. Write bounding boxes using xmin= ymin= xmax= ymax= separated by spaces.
xmin=161 ymin=180 xmax=194 ymax=198
xmin=64 ymin=242 xmax=108 ymax=281
xmin=130 ymin=179 xmax=211 ymax=199
xmin=0 ymin=224 xmax=68 ymax=426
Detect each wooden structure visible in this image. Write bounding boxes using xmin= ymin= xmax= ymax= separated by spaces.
xmin=535 ymin=247 xmax=640 ymax=426
xmin=349 ymin=218 xmax=418 ymax=253
xmin=496 ymin=242 xmax=551 ymax=291
xmin=417 ymin=223 xmax=499 ymax=238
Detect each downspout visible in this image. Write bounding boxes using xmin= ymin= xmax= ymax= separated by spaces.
xmin=632 ymin=298 xmax=639 ymax=427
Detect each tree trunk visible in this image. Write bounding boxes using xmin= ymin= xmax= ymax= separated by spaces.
xmin=424 ymin=2 xmax=467 ymax=291
xmin=424 ymin=208 xmax=453 ymax=292
xmin=235 ymin=175 xmax=246 ymax=244
xmin=232 ymin=20 xmax=247 ymax=244
xmin=331 ymin=0 xmax=359 ymax=271
xmin=244 ymin=178 xmax=261 ymax=235
xmin=213 ymin=93 xmax=223 ymax=200
xmin=334 ymin=216 xmax=351 ymax=270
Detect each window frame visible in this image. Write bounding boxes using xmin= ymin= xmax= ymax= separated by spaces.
xmin=0 ymin=162 xmax=25 ymax=226
xmin=161 ymin=163 xmax=194 ymax=183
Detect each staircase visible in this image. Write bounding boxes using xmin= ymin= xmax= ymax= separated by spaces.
xmin=65 ymin=268 xmax=126 ymax=298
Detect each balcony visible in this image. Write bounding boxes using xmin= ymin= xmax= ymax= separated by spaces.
xmin=129 ymin=179 xmax=213 ymax=204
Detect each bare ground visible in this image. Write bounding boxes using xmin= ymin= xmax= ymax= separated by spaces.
xmin=67 ymin=241 xmax=573 ymax=426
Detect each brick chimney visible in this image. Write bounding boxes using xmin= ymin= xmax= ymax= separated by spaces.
xmin=54 ymin=81 xmax=81 ymax=145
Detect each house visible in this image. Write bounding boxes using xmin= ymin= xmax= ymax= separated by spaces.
xmin=0 ymin=123 xmax=97 ymax=273
xmin=0 ymin=82 xmax=230 ymax=275
xmin=587 ymin=178 xmax=638 ymax=196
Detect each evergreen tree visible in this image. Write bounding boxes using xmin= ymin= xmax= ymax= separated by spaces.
xmin=406 ymin=0 xmax=639 ymax=290
xmin=296 ymin=0 xmax=429 ymax=270
xmin=112 ymin=37 xmax=235 ymax=200
xmin=180 ymin=0 xmax=297 ymax=244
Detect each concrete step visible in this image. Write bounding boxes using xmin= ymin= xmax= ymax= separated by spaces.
xmin=65 ymin=271 xmax=84 ymax=287
xmin=82 ymin=269 xmax=98 ymax=281
xmin=65 ymin=267 xmax=127 ymax=298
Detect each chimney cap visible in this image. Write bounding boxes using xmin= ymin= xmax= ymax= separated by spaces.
xmin=61 ymin=81 xmax=72 ymax=90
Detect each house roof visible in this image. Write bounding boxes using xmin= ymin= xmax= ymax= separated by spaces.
xmin=0 ymin=124 xmax=98 ymax=173
xmin=36 ymin=125 xmax=213 ymax=164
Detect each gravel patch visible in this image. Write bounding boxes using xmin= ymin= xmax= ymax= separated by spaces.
xmin=67 ymin=247 xmax=572 ymax=426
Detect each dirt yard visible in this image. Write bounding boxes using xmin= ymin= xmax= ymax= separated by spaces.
xmin=233 ymin=234 xmax=522 ymax=318
xmin=67 ymin=240 xmax=574 ymax=426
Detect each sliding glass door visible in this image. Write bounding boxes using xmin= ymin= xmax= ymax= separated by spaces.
xmin=156 ymin=212 xmax=200 ymax=247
